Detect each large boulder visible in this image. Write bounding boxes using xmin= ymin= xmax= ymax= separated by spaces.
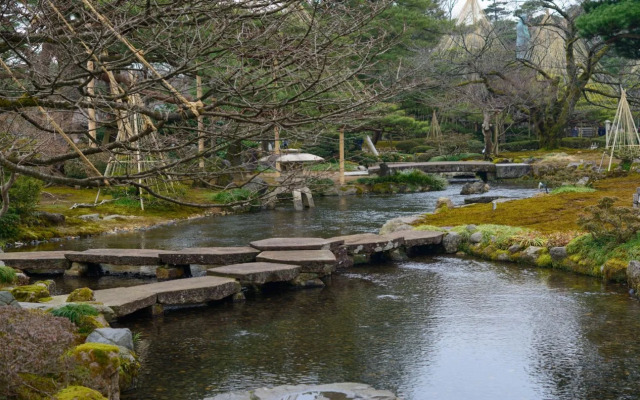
xmin=549 ymin=247 xmax=568 ymax=263
xmin=627 ymin=261 xmax=640 ymax=292
xmin=379 ymin=215 xmax=422 ymax=235
xmin=460 ymin=181 xmax=490 ymax=195
xmin=435 ymin=197 xmax=454 ymax=210
xmin=442 ymin=232 xmax=462 ymax=253
xmin=86 ymin=328 xmax=134 ymax=352
xmin=469 ymin=232 xmax=484 ymax=244
xmin=0 ymin=290 xmax=20 ymax=308
xmin=36 ymin=211 xmax=66 ymax=226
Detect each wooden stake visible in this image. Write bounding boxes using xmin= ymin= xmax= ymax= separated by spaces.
xmin=339 ymin=127 xmax=345 ymax=186
xmin=87 ymin=60 xmax=97 ymax=147
xmin=196 ymin=74 xmax=205 ymax=170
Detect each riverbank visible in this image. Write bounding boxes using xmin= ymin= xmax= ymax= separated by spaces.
xmin=408 ymin=172 xmax=640 ymax=290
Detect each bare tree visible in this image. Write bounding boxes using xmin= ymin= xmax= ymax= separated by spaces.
xmin=0 ymin=0 xmax=406 ymax=214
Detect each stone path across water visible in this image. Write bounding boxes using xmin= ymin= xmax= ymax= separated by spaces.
xmin=159 ymin=247 xmax=260 ymax=266
xmin=0 ymin=251 xmax=70 ymax=272
xmin=207 ymin=262 xmax=300 ymax=285
xmin=256 ymin=250 xmax=337 ymax=274
xmin=66 ymin=248 xmax=170 ymax=265
xmin=93 ymin=276 xmax=240 ymax=317
xmin=250 ymin=237 xmax=344 ymax=251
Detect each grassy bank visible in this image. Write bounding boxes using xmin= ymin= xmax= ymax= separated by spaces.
xmin=416 ymin=174 xmax=640 ymax=233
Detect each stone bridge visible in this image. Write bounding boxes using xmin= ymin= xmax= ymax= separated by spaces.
xmin=368 ymin=161 xmax=531 ymax=180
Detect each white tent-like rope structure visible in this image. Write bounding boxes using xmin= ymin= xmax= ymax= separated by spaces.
xmin=437 ymin=0 xmax=493 ymax=52
xmin=605 ymin=88 xmax=640 ymax=171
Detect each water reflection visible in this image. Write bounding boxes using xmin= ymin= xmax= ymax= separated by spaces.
xmin=121 ymin=257 xmax=640 ymax=400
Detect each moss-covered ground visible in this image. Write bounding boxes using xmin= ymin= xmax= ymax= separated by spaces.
xmin=416 ymin=174 xmax=640 ymax=233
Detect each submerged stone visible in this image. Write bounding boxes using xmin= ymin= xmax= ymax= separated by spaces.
xmin=206 ymin=382 xmax=399 ymax=400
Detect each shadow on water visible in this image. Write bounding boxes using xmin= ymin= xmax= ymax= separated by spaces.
xmin=120 ymin=256 xmax=640 ymax=400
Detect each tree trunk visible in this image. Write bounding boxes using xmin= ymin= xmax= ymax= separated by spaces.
xmin=482 ymin=110 xmax=493 ymax=160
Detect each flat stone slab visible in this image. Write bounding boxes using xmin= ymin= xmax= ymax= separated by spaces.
xmin=150 ymin=276 xmax=239 ymax=305
xmin=159 ymin=247 xmax=260 ymax=265
xmin=495 ymin=163 xmax=531 ymax=179
xmin=256 ymin=250 xmax=336 ymax=274
xmin=331 ymin=234 xmax=404 ymax=255
xmin=384 ymin=230 xmax=444 ymax=247
xmin=207 ymin=262 xmax=300 ymax=285
xmin=92 ymin=276 xmax=240 ymax=317
xmin=0 ymin=251 xmax=71 ymax=271
xmin=66 ymin=248 xmax=170 ymax=265
xmin=250 ymin=237 xmax=344 ymax=251
xmin=93 ymin=286 xmax=158 ymax=317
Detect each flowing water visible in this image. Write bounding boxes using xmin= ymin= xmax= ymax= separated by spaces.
xmin=15 ymin=184 xmax=640 ymax=399
xmin=121 ymin=258 xmax=640 ymax=400
xmin=26 ymin=184 xmax=538 ymax=251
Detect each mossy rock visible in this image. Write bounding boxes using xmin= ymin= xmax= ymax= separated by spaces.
xmin=117 ymin=348 xmax=141 ymax=392
xmin=54 ymin=386 xmax=107 ymax=400
xmin=11 ymin=284 xmax=50 ymax=302
xmin=34 ymin=280 xmax=56 ymax=292
xmin=602 ymin=258 xmax=628 ymax=282
xmin=371 ymin=182 xmax=397 ymax=194
xmin=535 ymin=253 xmax=553 ymax=268
xmin=71 ymin=343 xmax=121 ymax=372
xmin=77 ymin=314 xmax=110 ymax=335
xmin=67 ymin=288 xmax=95 ymax=302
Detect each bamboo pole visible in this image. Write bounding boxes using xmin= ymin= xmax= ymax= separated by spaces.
xmin=87 ymin=60 xmax=97 ymax=147
xmin=196 ymin=74 xmax=205 ymax=170
xmin=339 ymin=127 xmax=345 ymax=186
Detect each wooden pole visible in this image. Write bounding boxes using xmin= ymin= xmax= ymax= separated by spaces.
xmin=196 ymin=74 xmax=205 ymax=170
xmin=87 ymin=61 xmax=97 ymax=147
xmin=339 ymin=127 xmax=345 ymax=186
xmin=274 ymin=125 xmax=281 ymax=178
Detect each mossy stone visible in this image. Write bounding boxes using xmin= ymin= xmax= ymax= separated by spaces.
xmin=536 ymin=254 xmax=553 ymax=268
xmin=16 ymin=372 xmax=58 ymax=400
xmin=54 ymin=386 xmax=107 ymax=400
xmin=67 ymin=288 xmax=95 ymax=302
xmin=11 ymin=284 xmax=50 ymax=302
xmin=602 ymin=258 xmax=628 ymax=282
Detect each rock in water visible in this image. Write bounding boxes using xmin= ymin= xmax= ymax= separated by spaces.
xmin=460 ymin=181 xmax=490 ymax=195
xmin=205 ymin=383 xmax=400 ymax=400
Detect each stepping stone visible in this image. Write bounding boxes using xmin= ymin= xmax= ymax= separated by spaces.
xmin=159 ymin=247 xmax=259 ymax=266
xmin=0 ymin=251 xmax=71 ymax=273
xmin=384 ymin=230 xmax=444 ymax=247
xmin=330 ymin=234 xmax=405 ymax=255
xmin=92 ymin=276 xmax=240 ymax=317
xmin=250 ymin=237 xmax=344 ymax=251
xmin=149 ymin=276 xmax=240 ymax=305
xmin=207 ymin=262 xmax=300 ymax=285
xmin=256 ymin=250 xmax=337 ymax=274
xmin=66 ymin=248 xmax=170 ymax=265
xmin=93 ymin=286 xmax=158 ymax=318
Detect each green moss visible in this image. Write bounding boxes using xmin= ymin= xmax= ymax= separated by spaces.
xmin=602 ymin=258 xmax=629 ymax=282
xmin=67 ymin=288 xmax=95 ymax=302
xmin=54 ymin=386 xmax=107 ymax=400
xmin=16 ymin=373 xmax=59 ymax=400
xmin=11 ymin=284 xmax=50 ymax=302
xmin=71 ymin=343 xmax=120 ymax=369
xmin=536 ymin=253 xmax=553 ymax=268
xmin=550 ymin=185 xmax=596 ymax=195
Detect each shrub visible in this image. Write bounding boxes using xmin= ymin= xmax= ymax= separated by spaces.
xmin=209 ymin=188 xmax=255 ymax=205
xmin=413 ymin=145 xmax=434 ymax=153
xmin=357 ymin=170 xmax=447 ymax=191
xmin=8 ymin=176 xmax=42 ymax=218
xmin=0 ymin=265 xmax=17 ymax=284
xmin=395 ymin=139 xmax=424 ymax=153
xmin=50 ymin=304 xmax=100 ymax=325
xmin=0 ymin=308 xmax=77 ymax=398
xmin=0 ymin=212 xmax=20 ymax=239
xmin=578 ymin=197 xmax=640 ymax=244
